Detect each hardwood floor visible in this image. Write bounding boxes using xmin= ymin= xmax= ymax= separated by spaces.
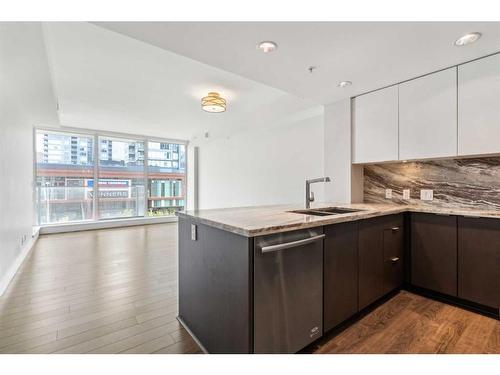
xmin=0 ymin=223 xmax=201 ymax=354
xmin=0 ymin=223 xmax=498 ymax=354
xmin=311 ymin=290 xmax=499 ymax=354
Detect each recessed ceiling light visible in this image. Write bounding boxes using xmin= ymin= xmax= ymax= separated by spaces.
xmin=338 ymin=81 xmax=352 ymax=88
xmin=257 ymin=41 xmax=278 ymax=53
xmin=454 ymin=32 xmax=482 ymax=46
xmin=201 ymin=92 xmax=226 ymax=113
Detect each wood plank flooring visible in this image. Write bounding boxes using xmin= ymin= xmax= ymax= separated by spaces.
xmin=311 ymin=290 xmax=499 ymax=354
xmin=0 ymin=223 xmax=201 ymax=354
xmin=0 ymin=223 xmax=498 ymax=354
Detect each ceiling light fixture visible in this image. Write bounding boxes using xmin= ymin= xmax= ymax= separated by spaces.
xmin=338 ymin=81 xmax=352 ymax=88
xmin=258 ymin=41 xmax=278 ymax=53
xmin=454 ymin=32 xmax=482 ymax=46
xmin=201 ymin=92 xmax=226 ymax=113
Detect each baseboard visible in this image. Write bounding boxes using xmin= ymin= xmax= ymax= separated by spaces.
xmin=0 ymin=227 xmax=40 ymax=297
xmin=40 ymin=215 xmax=178 ymax=234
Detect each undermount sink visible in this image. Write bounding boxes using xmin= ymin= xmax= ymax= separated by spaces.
xmin=289 ymin=209 xmax=333 ymax=216
xmin=288 ymin=207 xmax=365 ymax=216
xmin=314 ymin=207 xmax=364 ymax=214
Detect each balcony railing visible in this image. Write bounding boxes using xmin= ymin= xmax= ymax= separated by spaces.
xmin=36 ymin=186 xmax=94 ymax=224
xmin=36 ymin=186 xmax=184 ymax=225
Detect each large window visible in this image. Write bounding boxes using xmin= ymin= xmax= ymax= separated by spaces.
xmin=147 ymin=141 xmax=186 ymax=216
xmin=35 ymin=131 xmax=94 ymax=224
xmin=35 ymin=129 xmax=187 ymax=225
xmin=98 ymin=136 xmax=145 ymax=219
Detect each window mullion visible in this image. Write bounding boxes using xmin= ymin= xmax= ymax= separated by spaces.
xmin=144 ymin=139 xmax=149 ymax=217
xmin=93 ymin=133 xmax=99 ymax=221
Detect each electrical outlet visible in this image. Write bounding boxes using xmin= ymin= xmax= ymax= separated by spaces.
xmin=385 ymin=189 xmax=392 ymax=199
xmin=403 ymin=189 xmax=411 ymax=200
xmin=420 ymin=189 xmax=433 ymax=201
xmin=191 ymin=224 xmax=197 ymax=241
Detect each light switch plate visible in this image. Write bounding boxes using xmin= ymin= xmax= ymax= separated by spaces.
xmin=403 ymin=189 xmax=411 ymax=200
xmin=420 ymin=189 xmax=433 ymax=201
xmin=385 ymin=189 xmax=392 ymax=199
xmin=191 ymin=224 xmax=197 ymax=241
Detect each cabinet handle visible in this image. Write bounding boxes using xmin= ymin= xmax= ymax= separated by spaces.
xmin=390 ymin=257 xmax=400 ymax=263
xmin=391 ymin=227 xmax=400 ymax=232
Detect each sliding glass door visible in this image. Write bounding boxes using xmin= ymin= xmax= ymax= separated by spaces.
xmin=35 ymin=128 xmax=187 ymax=225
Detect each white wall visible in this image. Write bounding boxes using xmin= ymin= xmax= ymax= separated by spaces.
xmin=194 ymin=114 xmax=325 ymax=209
xmin=0 ymin=23 xmax=59 ymax=293
xmin=324 ymin=99 xmax=363 ymax=203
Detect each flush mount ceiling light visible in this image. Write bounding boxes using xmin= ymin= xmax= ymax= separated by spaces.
xmin=201 ymin=92 xmax=226 ymax=113
xmin=337 ymin=81 xmax=352 ymax=88
xmin=454 ymin=32 xmax=482 ymax=46
xmin=257 ymin=41 xmax=278 ymax=53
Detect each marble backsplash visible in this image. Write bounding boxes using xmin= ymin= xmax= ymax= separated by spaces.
xmin=364 ymin=157 xmax=500 ymax=210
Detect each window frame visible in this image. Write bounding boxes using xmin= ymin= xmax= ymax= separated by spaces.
xmin=34 ymin=125 xmax=188 ymax=226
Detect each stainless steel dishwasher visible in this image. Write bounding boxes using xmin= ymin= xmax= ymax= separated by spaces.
xmin=253 ymin=227 xmax=324 ymax=353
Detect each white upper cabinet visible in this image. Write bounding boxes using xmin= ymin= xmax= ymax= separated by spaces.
xmin=352 ymin=85 xmax=399 ymax=164
xmin=398 ymin=68 xmax=457 ymax=161
xmin=458 ymin=53 xmax=500 ymax=156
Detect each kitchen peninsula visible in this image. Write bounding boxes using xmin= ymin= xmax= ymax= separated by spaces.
xmin=176 ymin=203 xmax=500 ymax=354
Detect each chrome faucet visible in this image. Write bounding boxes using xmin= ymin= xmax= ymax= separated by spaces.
xmin=305 ymin=177 xmax=331 ymax=209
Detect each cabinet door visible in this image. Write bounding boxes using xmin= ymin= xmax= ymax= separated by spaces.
xmin=411 ymin=213 xmax=457 ymax=296
xmin=399 ymin=68 xmax=457 ymax=160
xmin=358 ymin=218 xmax=384 ymax=310
xmin=382 ymin=222 xmax=404 ymax=295
xmin=352 ymin=85 xmax=399 ymax=164
xmin=178 ymin=218 xmax=252 ymax=353
xmin=324 ymin=222 xmax=358 ymax=331
xmin=458 ymin=217 xmax=500 ymax=309
xmin=458 ymin=53 xmax=500 ymax=156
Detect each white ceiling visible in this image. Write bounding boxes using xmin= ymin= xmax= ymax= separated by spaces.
xmin=94 ymin=22 xmax=500 ymax=104
xmin=43 ymin=22 xmax=321 ymax=141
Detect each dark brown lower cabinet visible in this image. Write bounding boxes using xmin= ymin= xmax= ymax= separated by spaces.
xmin=323 ymin=222 xmax=358 ymax=331
xmin=411 ymin=213 xmax=457 ymax=296
xmin=358 ymin=214 xmax=404 ymax=310
xmin=178 ymin=218 xmax=253 ymax=353
xmin=458 ymin=217 xmax=500 ymax=309
xmin=358 ymin=218 xmax=383 ymax=310
xmin=382 ymin=223 xmax=405 ymax=295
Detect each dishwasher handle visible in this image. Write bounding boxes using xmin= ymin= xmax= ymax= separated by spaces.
xmin=261 ymin=234 xmax=325 ymax=253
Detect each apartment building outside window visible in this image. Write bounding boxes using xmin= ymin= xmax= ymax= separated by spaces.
xmin=147 ymin=141 xmax=186 ymax=216
xmin=35 ymin=128 xmax=187 ymax=225
xmin=98 ymin=136 xmax=145 ymax=219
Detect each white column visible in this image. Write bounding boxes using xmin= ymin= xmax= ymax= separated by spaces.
xmin=323 ymin=98 xmax=363 ymax=204
xmin=186 ymin=145 xmax=198 ymax=211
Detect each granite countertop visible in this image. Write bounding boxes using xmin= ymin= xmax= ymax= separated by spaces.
xmin=176 ymin=202 xmax=500 ymax=237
